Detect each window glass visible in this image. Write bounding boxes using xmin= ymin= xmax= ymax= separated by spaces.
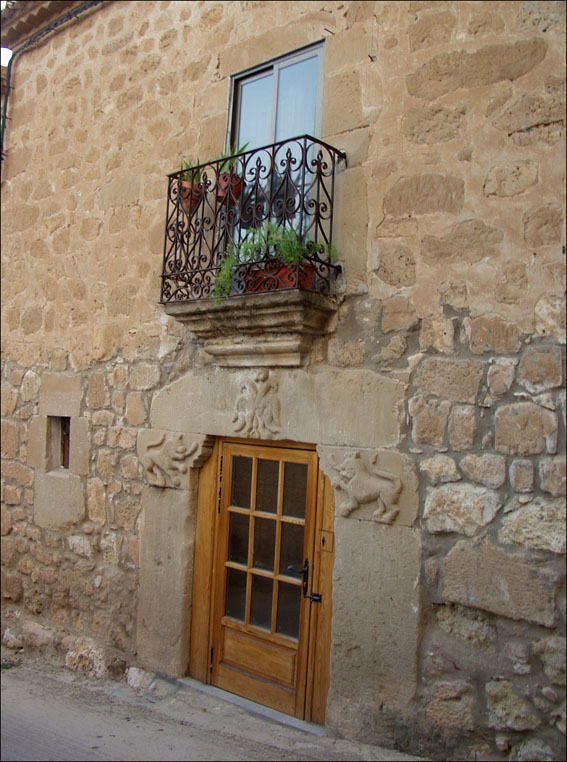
xmin=238 ymin=72 xmax=273 ymax=153
xmin=232 ymin=44 xmax=323 ymax=150
xmin=275 ymin=55 xmax=318 ymax=143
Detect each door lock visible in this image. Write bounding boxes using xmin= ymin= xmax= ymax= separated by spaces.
xmin=286 ymin=558 xmax=322 ymax=603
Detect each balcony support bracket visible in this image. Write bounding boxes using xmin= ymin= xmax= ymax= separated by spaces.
xmin=164 ymin=290 xmax=338 ymax=368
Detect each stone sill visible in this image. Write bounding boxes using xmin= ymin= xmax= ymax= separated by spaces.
xmin=163 ymin=290 xmax=337 ymax=367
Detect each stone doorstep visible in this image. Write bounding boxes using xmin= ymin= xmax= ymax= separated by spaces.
xmin=164 ymin=290 xmax=338 ymax=367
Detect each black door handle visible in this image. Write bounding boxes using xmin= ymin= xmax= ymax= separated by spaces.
xmin=286 ymin=558 xmax=322 ymax=603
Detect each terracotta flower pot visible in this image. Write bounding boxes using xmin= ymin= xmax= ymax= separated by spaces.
xmin=245 ymin=260 xmax=315 ymax=293
xmin=180 ymin=180 xmax=202 ymax=217
xmin=216 ymin=172 xmax=244 ymax=205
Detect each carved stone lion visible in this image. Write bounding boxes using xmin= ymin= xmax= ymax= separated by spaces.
xmin=329 ymin=450 xmax=403 ymax=523
xmin=140 ymin=433 xmax=198 ymax=488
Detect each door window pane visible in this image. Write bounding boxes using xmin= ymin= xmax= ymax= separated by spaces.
xmin=253 ymin=517 xmax=276 ymax=572
xmin=250 ymin=574 xmax=273 ymax=630
xmin=256 ymin=459 xmax=279 ymax=513
xmin=276 ymin=581 xmax=301 ymax=639
xmin=275 ymin=56 xmax=318 ymax=143
xmin=282 ymin=462 xmax=308 ymax=518
xmin=225 ymin=568 xmax=247 ymax=621
xmin=228 ymin=513 xmax=249 ymax=565
xmin=279 ymin=522 xmax=304 ymax=576
xmin=231 ymin=456 xmax=252 ymax=508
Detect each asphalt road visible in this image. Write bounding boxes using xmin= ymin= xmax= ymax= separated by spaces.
xmin=1 ymin=652 xmax=427 ymax=762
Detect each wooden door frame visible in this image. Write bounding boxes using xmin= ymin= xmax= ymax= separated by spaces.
xmin=189 ymin=436 xmax=334 ymax=724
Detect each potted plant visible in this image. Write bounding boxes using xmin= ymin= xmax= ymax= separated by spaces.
xmin=211 ymin=221 xmax=338 ymax=301
xmin=179 ymin=157 xmax=202 ymax=217
xmin=214 ymin=142 xmax=249 ymax=204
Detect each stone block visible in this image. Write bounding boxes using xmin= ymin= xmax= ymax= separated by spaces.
xmin=420 ymin=455 xmax=460 ymax=485
xmin=69 ymin=417 xmax=89 ymax=476
xmin=322 ymin=69 xmax=366 ymax=135
xmin=137 ymin=486 xmax=195 ymax=676
xmin=318 ymin=447 xmax=418 ymax=526
xmin=1 ymin=461 xmax=34 ymax=487
xmin=517 ymin=346 xmax=563 ymax=394
xmin=464 ymin=315 xmax=521 ymax=354
xmin=523 ymin=204 xmax=564 ymax=247
xmin=499 ymin=497 xmax=566 ymax=554
xmin=65 ymin=637 xmax=107 ymax=678
xmin=533 ymin=635 xmax=566 ymax=685
xmin=409 ymin=395 xmax=451 ymax=447
xmin=406 ymin=39 xmax=547 ymax=100
xmin=1 ymin=568 xmax=22 ymax=601
xmin=402 ymin=103 xmax=465 ymax=144
xmin=486 ymin=680 xmax=541 ymax=731
xmin=419 ymin=315 xmax=455 ymax=354
xmin=39 ymin=373 xmax=82 ymax=417
xmin=86 ymin=478 xmax=106 ymax=524
xmin=150 ymin=368 xmax=405 ymax=450
xmin=382 ymin=295 xmax=418 ymax=333
xmin=86 ymin=372 xmax=108 ymax=409
xmin=442 ymin=539 xmax=559 ymax=627
xmin=125 ymin=392 xmax=147 ymax=425
xmin=539 ymin=456 xmax=566 ymax=497
xmin=327 ymin=522 xmax=421 ymax=717
xmin=534 ymin=294 xmax=566 ymax=344
xmin=483 ymin=162 xmax=538 ymax=197
xmin=22 ymin=620 xmax=55 ymax=649
xmin=459 ymin=454 xmax=506 ymax=489
xmin=137 ymin=431 xmax=213 ymax=490
xmin=408 ymin=10 xmax=456 ymax=52
xmin=129 ymin=363 xmax=161 ymax=391
xmin=34 ymin=471 xmax=85 ymax=529
xmin=373 ymin=241 xmax=416 ymax=288
xmin=495 ymin=402 xmax=557 ymax=455
xmin=510 ymin=459 xmax=534 ymax=493
xmin=488 ymin=360 xmax=517 ymax=397
xmin=415 ymin=358 xmax=485 ymax=404
xmin=424 ymin=484 xmax=501 ymax=536
xmin=384 ymin=174 xmax=464 ymax=217
xmin=1 ymin=420 xmax=19 ymax=458
xmin=448 ymin=405 xmax=476 ymax=451
xmin=436 ymin=604 xmax=497 ymax=651
xmin=98 ymin=175 xmax=140 ymax=209
xmin=424 ymin=681 xmax=475 ymax=731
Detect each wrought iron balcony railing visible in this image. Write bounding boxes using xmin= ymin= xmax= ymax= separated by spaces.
xmin=160 ymin=135 xmax=345 ymax=303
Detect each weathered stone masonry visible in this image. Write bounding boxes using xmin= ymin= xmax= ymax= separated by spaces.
xmin=1 ymin=1 xmax=565 ymax=760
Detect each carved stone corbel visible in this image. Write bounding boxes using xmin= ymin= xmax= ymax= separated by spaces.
xmin=137 ymin=431 xmax=214 ymax=489
xmin=318 ymin=446 xmax=419 ymax=527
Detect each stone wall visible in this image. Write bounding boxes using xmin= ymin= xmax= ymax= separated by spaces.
xmin=1 ymin=1 xmax=565 ymax=760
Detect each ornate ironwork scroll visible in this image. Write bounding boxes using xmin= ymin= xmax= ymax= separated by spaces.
xmin=160 ymin=135 xmax=345 ymax=304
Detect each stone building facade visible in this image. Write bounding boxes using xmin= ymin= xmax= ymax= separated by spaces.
xmin=1 ymin=1 xmax=565 ymax=759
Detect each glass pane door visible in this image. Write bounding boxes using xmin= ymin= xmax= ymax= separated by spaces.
xmin=212 ymin=442 xmax=319 ymax=718
xmin=224 ymin=455 xmax=309 ymax=640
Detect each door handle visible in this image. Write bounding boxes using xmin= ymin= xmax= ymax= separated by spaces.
xmin=286 ymin=558 xmax=322 ymax=603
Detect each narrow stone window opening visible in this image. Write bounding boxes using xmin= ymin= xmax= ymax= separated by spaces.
xmin=48 ymin=416 xmax=71 ymax=470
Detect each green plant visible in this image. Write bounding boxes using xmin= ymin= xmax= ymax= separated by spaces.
xmin=211 ymin=222 xmax=338 ymax=301
xmin=180 ymin=157 xmax=202 ymax=184
xmin=214 ymin=142 xmax=249 ymax=173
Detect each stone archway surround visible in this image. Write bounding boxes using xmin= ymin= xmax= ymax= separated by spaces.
xmin=135 ymin=366 xmax=422 ymax=727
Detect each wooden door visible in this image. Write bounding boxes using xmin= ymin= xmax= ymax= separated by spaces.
xmin=209 ymin=440 xmax=326 ymax=719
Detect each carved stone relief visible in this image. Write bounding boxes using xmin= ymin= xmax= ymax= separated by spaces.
xmin=137 ymin=431 xmax=214 ymax=489
xmin=232 ymin=369 xmax=281 ymax=438
xmin=318 ymin=446 xmax=419 ymax=527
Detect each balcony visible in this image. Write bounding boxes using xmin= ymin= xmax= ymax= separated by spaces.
xmin=160 ymin=136 xmax=346 ymax=367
